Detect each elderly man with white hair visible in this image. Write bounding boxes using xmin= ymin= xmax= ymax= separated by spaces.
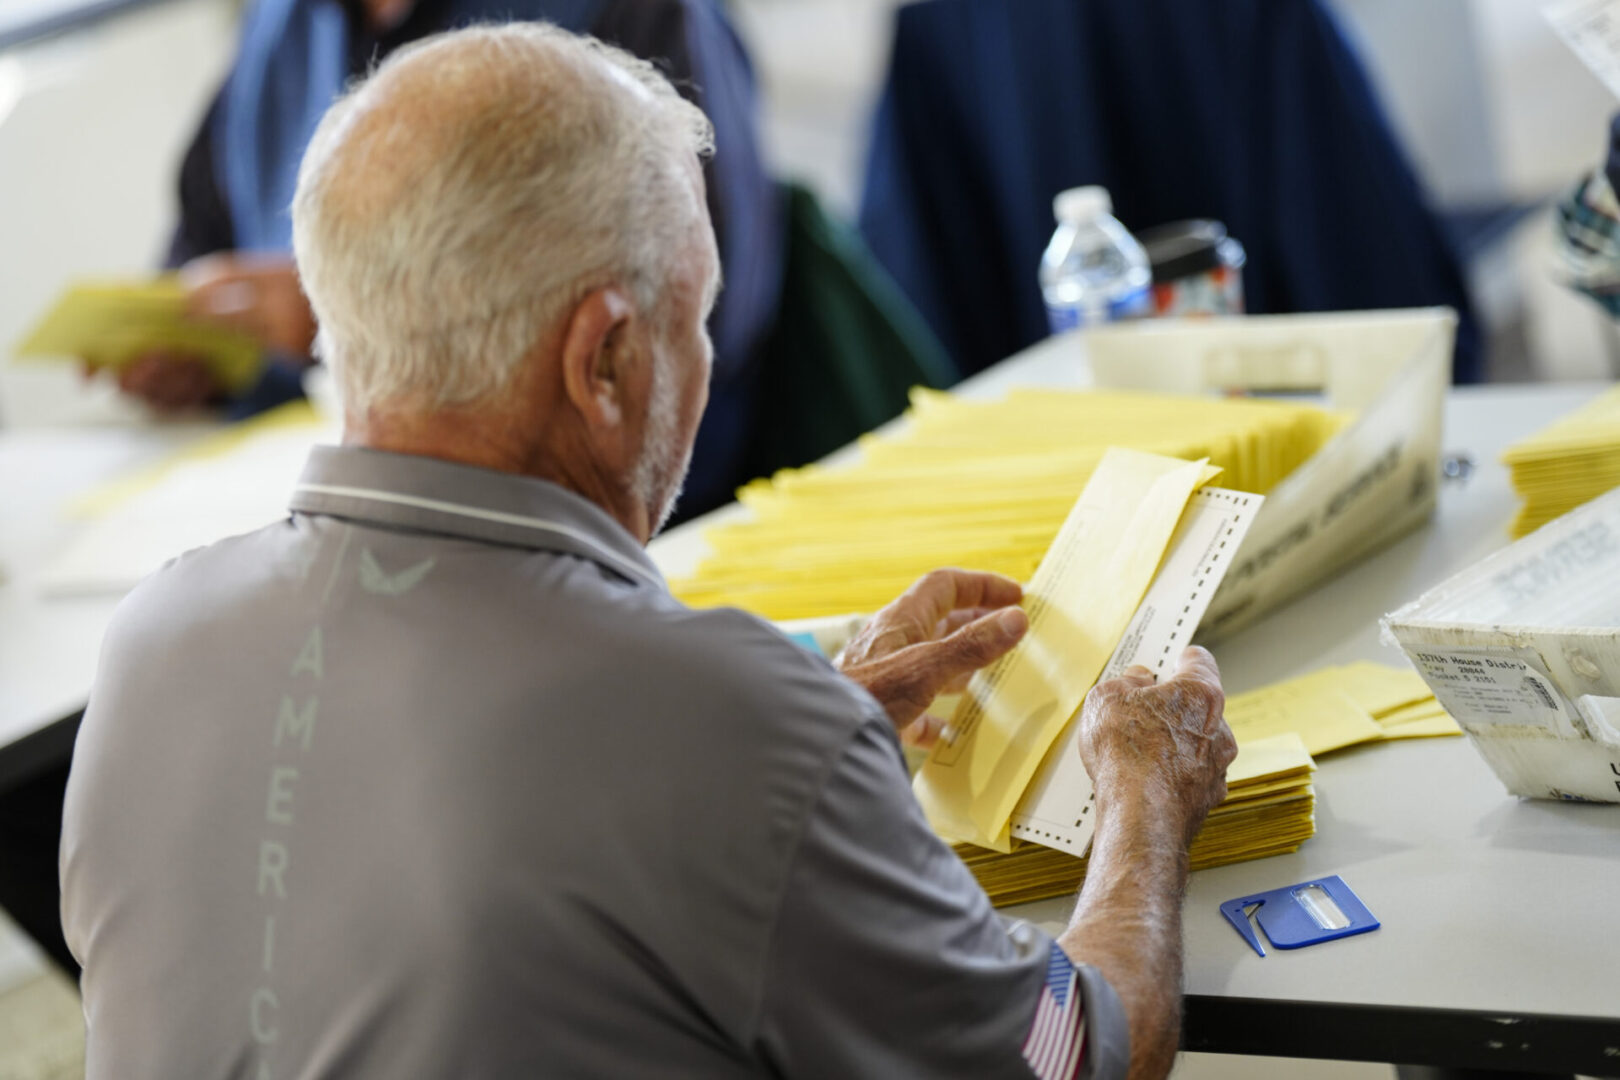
xmin=60 ymin=23 xmax=1234 ymax=1080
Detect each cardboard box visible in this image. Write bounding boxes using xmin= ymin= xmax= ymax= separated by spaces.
xmin=1080 ymin=307 xmax=1456 ymax=638
xmin=1383 ymin=485 xmax=1620 ymax=803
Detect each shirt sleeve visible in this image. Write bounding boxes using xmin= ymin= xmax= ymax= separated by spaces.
xmin=753 ymin=718 xmax=1130 ymax=1080
xmin=1554 ymin=170 xmax=1620 ymax=319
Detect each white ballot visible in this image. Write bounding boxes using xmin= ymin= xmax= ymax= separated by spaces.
xmin=1011 ymin=485 xmax=1264 ymax=855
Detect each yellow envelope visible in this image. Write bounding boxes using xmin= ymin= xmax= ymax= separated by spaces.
xmin=1223 ymin=682 xmax=1384 ymax=756
xmin=1332 ymin=661 xmax=1435 ymax=718
xmin=1379 ymin=713 xmax=1462 ymax=740
xmin=14 ymin=278 xmax=264 ymax=393
xmin=914 ymin=448 xmax=1218 ymax=850
xmin=1375 ymin=699 xmax=1449 ymax=727
xmin=1227 ymin=732 xmax=1315 ymax=785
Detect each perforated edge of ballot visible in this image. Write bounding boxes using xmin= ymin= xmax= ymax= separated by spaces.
xmin=1011 ymin=484 xmax=1264 ymax=856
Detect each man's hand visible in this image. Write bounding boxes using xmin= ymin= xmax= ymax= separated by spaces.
xmin=112 ymin=351 xmax=223 ymax=412
xmin=1078 ymin=647 xmax=1235 ymax=844
xmin=98 ymin=253 xmax=317 ymax=413
xmin=181 ymin=252 xmax=317 ymax=357
xmin=1060 ymin=646 xmax=1236 ymax=1080
xmin=835 ymin=569 xmax=1027 ymax=747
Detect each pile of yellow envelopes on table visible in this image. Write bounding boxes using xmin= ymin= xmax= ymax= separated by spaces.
xmin=1502 ymin=385 xmax=1620 ymax=538
xmin=895 ymin=444 xmax=1320 ymax=905
xmin=671 ymin=387 xmax=1346 ymax=621
xmin=956 ymin=661 xmax=1459 ymax=908
xmin=12 ymin=278 xmax=263 ymax=394
xmin=956 ymin=733 xmax=1317 ymax=908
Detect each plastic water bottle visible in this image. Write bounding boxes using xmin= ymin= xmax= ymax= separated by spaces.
xmin=1040 ymin=186 xmax=1152 ymax=334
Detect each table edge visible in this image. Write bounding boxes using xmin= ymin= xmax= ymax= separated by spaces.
xmin=1183 ymin=993 xmax=1620 ymax=1073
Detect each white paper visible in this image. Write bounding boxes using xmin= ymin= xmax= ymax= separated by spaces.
xmin=1009 ymin=485 xmax=1264 ymax=855
xmin=1405 ymin=645 xmax=1579 ymax=737
xmin=1547 ymin=0 xmax=1620 ymax=101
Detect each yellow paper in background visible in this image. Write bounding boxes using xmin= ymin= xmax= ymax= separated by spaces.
xmin=672 ymin=386 xmax=1347 ymax=621
xmin=1376 ymin=699 xmax=1451 ymax=726
xmin=1223 ymin=682 xmax=1385 ymax=756
xmin=1501 ymin=385 xmax=1620 ymax=536
xmin=1379 ymin=713 xmax=1462 ymax=739
xmin=1332 ymin=661 xmax=1435 ymax=717
xmin=1223 ymin=662 xmax=1459 ymax=754
xmin=914 ymin=449 xmax=1219 ymax=850
xmin=1375 ymin=698 xmax=1461 ymax=739
xmin=13 ymin=278 xmax=264 ymax=394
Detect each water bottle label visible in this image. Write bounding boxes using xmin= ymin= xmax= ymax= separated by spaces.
xmin=1109 ymin=285 xmax=1151 ymax=320
xmin=1046 ymin=285 xmax=1150 ymax=335
xmin=1046 ymin=302 xmax=1083 ymax=334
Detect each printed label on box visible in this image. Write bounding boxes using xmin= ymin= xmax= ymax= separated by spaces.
xmin=1407 ymin=646 xmax=1576 ymax=736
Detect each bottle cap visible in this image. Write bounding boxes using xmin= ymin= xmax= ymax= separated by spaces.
xmin=1053 ymin=186 xmax=1112 ymax=223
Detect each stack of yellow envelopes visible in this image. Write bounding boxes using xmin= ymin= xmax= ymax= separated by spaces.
xmin=956 ymin=733 xmax=1317 ymax=908
xmin=952 ymin=662 xmax=1460 ymax=908
xmin=1502 ymin=386 xmax=1620 ymax=537
xmin=673 ymin=387 xmax=1345 ymax=620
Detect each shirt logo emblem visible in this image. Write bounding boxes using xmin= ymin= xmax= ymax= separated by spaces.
xmin=358 ymin=548 xmax=436 ymax=596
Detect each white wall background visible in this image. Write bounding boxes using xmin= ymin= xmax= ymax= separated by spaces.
xmin=0 ymin=0 xmax=238 ymax=426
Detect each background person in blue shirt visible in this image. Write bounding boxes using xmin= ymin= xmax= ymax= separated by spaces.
xmin=106 ymin=0 xmax=781 ymax=521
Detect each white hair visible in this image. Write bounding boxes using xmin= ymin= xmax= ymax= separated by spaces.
xmin=291 ymin=23 xmax=714 ymax=413
xmin=631 ymin=353 xmax=692 ymax=534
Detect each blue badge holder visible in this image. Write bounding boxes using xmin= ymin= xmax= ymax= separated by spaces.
xmin=1220 ymin=875 xmax=1379 ymax=957
xmin=786 ymin=631 xmax=823 ymax=655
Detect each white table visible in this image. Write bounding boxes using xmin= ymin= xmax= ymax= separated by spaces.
xmin=2 ymin=349 xmax=1616 ymax=1072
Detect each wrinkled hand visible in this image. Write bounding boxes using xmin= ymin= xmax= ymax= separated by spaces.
xmin=1078 ymin=647 xmax=1235 ymax=845
xmin=112 ymin=351 xmax=222 ymax=412
xmin=181 ymin=252 xmax=316 ymax=357
xmin=836 ymin=569 xmax=1028 ymax=747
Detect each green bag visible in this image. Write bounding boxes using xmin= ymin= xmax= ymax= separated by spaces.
xmin=741 ymin=183 xmax=957 ymax=483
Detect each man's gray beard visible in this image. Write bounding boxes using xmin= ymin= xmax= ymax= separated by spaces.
xmin=631 ymin=359 xmax=693 ymax=537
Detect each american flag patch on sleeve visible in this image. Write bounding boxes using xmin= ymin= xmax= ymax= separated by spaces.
xmin=1020 ymin=943 xmax=1087 ymax=1079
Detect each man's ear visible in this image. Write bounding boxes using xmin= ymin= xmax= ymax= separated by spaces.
xmin=559 ymin=286 xmax=638 ymax=431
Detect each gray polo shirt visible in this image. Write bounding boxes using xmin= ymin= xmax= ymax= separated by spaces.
xmin=61 ymin=445 xmax=1127 ymax=1079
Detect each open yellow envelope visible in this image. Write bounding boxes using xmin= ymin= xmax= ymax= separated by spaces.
xmin=914 ymin=448 xmax=1220 ymax=850
xmin=14 ymin=278 xmax=264 ymax=394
